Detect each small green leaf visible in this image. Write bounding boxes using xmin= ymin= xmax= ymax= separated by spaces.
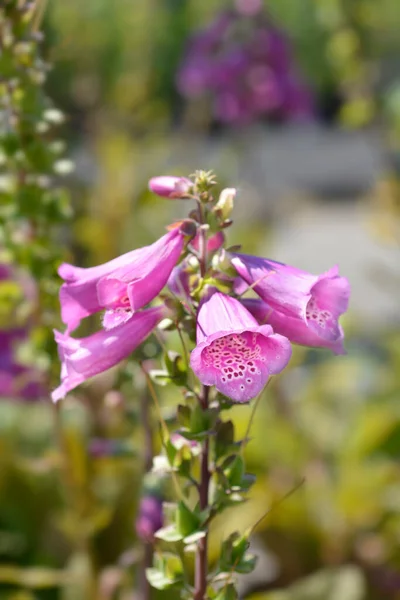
xmin=165 ymin=439 xmax=178 ymax=465
xmin=190 ymin=404 xmax=209 ymax=434
xmin=176 ymin=501 xmax=200 ymax=537
xmin=177 ymin=404 xmax=191 ymax=427
xmin=145 ymin=568 xmax=179 ymax=590
xmin=235 ymin=553 xmax=257 ymax=574
xmin=164 ymin=351 xmax=187 ymax=385
xmin=223 ymin=455 xmax=245 ymax=487
xmin=215 ymin=420 xmax=235 ymax=458
xmin=215 ymin=584 xmax=239 ymax=600
xmin=155 ymin=525 xmax=183 ymax=543
xmin=149 ymin=369 xmax=172 ymax=386
xmin=183 ymin=530 xmax=206 ymax=545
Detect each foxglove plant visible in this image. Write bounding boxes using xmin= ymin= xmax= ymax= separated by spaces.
xmin=53 ymin=170 xmax=349 ymax=599
xmin=177 ymin=7 xmax=314 ymax=126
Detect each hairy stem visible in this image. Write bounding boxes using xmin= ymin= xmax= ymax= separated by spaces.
xmin=194 ymin=385 xmax=210 ymax=600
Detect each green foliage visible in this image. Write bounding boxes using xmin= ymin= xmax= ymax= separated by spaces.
xmin=0 ymin=0 xmax=72 ymax=372
xmin=249 ymin=566 xmax=366 ymax=600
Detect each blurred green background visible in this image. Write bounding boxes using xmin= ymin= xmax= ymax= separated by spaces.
xmin=1 ymin=0 xmax=400 ymax=599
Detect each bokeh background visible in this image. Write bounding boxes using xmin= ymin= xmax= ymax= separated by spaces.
xmin=1 ymin=0 xmax=400 ymax=598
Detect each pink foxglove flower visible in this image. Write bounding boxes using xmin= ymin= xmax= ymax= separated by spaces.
xmin=242 ymin=298 xmax=346 ymax=354
xmin=190 ymin=291 xmax=291 ymax=402
xmin=148 ymin=176 xmax=192 ymax=199
xmin=58 ymin=227 xmax=187 ymax=332
xmin=51 ymin=305 xmax=167 ymax=401
xmin=231 ymin=254 xmax=350 ymax=344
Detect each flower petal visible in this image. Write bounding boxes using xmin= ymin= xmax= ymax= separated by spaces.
xmin=59 ymin=229 xmax=185 ymax=332
xmin=52 ymin=305 xmax=167 ymax=401
xmin=243 ymin=298 xmax=346 ymax=354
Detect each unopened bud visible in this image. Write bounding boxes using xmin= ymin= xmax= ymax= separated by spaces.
xmin=148 ymin=176 xmax=192 ymax=199
xmin=214 ymin=188 xmax=236 ymax=221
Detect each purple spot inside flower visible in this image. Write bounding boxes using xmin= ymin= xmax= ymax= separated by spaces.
xmin=201 ymin=331 xmax=272 ymax=401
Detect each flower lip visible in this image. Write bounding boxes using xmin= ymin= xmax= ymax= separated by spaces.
xmin=190 ymin=292 xmax=291 ymax=403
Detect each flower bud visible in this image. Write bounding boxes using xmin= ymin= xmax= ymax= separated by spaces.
xmin=148 ymin=176 xmax=192 ymax=199
xmin=214 ymin=188 xmax=236 ymax=221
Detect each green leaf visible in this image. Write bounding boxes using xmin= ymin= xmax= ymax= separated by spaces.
xmin=215 ymin=583 xmax=239 ymax=600
xmin=183 ymin=530 xmax=206 ymax=545
xmin=248 ymin=566 xmax=366 ymax=600
xmin=215 ymin=420 xmax=235 ymax=459
xmin=147 ymin=553 xmax=183 ymax=590
xmin=177 ymin=404 xmax=191 ymax=427
xmin=176 ymin=501 xmax=201 ymax=537
xmin=223 ymin=455 xmax=245 ymax=487
xmin=235 ymin=553 xmax=257 ymax=574
xmin=218 ymin=531 xmax=256 ymax=575
xmin=165 ymin=438 xmax=178 ymax=464
xmin=190 ymin=404 xmax=209 ymax=434
xmin=149 ymin=369 xmax=172 ymax=386
xmin=164 ymin=351 xmax=187 ymax=385
xmin=146 ymin=568 xmax=180 ymax=590
xmin=155 ymin=525 xmax=183 ymax=543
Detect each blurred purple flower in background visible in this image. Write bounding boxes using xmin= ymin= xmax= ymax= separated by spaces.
xmin=0 ymin=264 xmax=45 ymax=400
xmin=176 ymin=6 xmax=314 ymax=126
xmin=136 ymin=493 xmax=164 ymax=543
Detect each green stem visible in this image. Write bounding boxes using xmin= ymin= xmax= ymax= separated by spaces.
xmin=194 ymin=385 xmax=210 ymax=600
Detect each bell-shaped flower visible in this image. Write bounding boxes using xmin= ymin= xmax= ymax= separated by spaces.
xmin=190 ymin=291 xmax=292 ymax=403
xmin=51 ymin=305 xmax=167 ymax=402
xmin=231 ymin=254 xmax=350 ymax=344
xmin=148 ymin=176 xmax=192 ymax=199
xmin=58 ymin=227 xmax=187 ymax=332
xmin=242 ymin=298 xmax=346 ymax=355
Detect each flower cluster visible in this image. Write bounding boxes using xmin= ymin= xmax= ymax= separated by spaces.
xmin=176 ymin=8 xmax=313 ymax=126
xmin=53 ymin=173 xmax=349 ymax=404
xmin=51 ymin=223 xmax=196 ymax=401
xmin=52 ymin=171 xmax=350 ymax=598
